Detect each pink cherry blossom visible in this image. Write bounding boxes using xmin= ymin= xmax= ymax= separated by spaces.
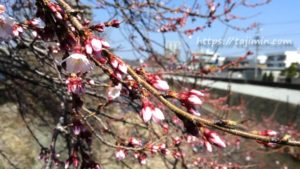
xmin=189 ymin=89 xmax=205 ymax=97
xmin=118 ymin=62 xmax=127 ymax=74
xmin=0 ymin=14 xmax=15 ymax=41
xmin=138 ymin=153 xmax=147 ymax=165
xmin=94 ymin=23 xmax=105 ymax=32
xmin=173 ymin=136 xmax=181 ymax=145
xmin=115 ymin=72 xmax=122 ymax=80
xmin=107 ymin=83 xmax=122 ymax=100
xmin=148 ymin=75 xmax=169 ymax=91
xmin=73 ymin=125 xmax=81 ymax=135
xmin=87 ymin=79 xmax=95 ymax=85
xmin=187 ymin=94 xmax=203 ymax=105
xmin=180 ymin=90 xmax=204 ymax=106
xmin=158 ymin=143 xmax=170 ymax=155
xmin=172 ymin=150 xmax=184 ymax=159
xmin=65 ymin=74 xmax=85 ymax=94
xmin=62 ymin=53 xmax=93 ymax=73
xmin=12 ymin=24 xmax=23 ymax=37
xmin=188 ymin=108 xmax=201 ymax=116
xmin=85 ymin=44 xmax=93 ymax=54
xmin=204 ymin=141 xmax=213 ymax=152
xmin=109 ymin=57 xmax=127 ymax=74
xmin=91 ymin=38 xmax=102 ymax=52
xmin=55 ymin=12 xmax=63 ymax=20
xmin=152 ymin=79 xmax=169 ymax=91
xmin=85 ymin=37 xmax=102 ymax=54
xmin=110 ymin=19 xmax=120 ymax=28
xmin=140 ymin=99 xmax=165 ymax=123
xmin=110 ymin=58 xmax=118 ymax=69
xmin=115 ymin=149 xmax=126 ymax=160
xmin=186 ymin=135 xmax=198 ymax=144
xmin=149 ymin=144 xmax=159 ymax=154
xmin=129 ymin=137 xmax=142 ymax=147
xmin=202 ymin=128 xmax=226 ymax=152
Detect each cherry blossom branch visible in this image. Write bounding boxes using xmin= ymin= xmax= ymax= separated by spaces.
xmin=54 ymin=0 xmax=300 ymax=147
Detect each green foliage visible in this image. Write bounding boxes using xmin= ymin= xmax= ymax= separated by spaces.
xmin=281 ymin=63 xmax=299 ymax=83
xmin=262 ymin=72 xmax=274 ymax=82
xmin=262 ymin=72 xmax=268 ymax=81
xmin=268 ymin=72 xmax=274 ymax=82
xmin=281 ymin=63 xmax=299 ymax=78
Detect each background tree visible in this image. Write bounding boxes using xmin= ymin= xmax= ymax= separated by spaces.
xmin=281 ymin=63 xmax=299 ymax=83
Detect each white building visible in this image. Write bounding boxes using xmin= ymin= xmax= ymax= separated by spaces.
xmin=261 ymin=51 xmax=300 ymax=82
xmin=187 ymin=50 xmax=220 ymax=70
xmin=265 ymin=51 xmax=300 ymax=68
xmin=166 ymin=41 xmax=180 ymax=54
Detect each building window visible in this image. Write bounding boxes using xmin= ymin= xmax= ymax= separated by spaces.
xmin=267 ymin=56 xmax=275 ymax=61
xmin=277 ymin=55 xmax=286 ymax=61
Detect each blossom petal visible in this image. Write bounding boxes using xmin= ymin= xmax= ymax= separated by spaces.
xmin=118 ymin=62 xmax=127 ymax=74
xmin=101 ymin=39 xmax=110 ymax=48
xmin=108 ymin=83 xmax=122 ymax=100
xmin=153 ymin=80 xmax=169 ymax=91
xmin=190 ymin=89 xmax=204 ymax=97
xmin=85 ymin=44 xmax=93 ymax=54
xmin=152 ymin=108 xmax=165 ymax=123
xmin=210 ymin=133 xmax=226 ymax=148
xmin=188 ymin=108 xmax=201 ymax=116
xmin=115 ymin=149 xmax=126 ymax=160
xmin=62 ymin=53 xmax=92 ymax=73
xmin=91 ymin=38 xmax=102 ymax=52
xmin=204 ymin=141 xmax=213 ymax=152
xmin=110 ymin=59 xmax=118 ymax=69
xmin=188 ymin=95 xmax=202 ymax=105
xmin=142 ymin=107 xmax=152 ymax=123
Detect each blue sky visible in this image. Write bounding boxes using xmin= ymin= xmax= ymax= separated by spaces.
xmin=88 ymin=0 xmax=300 ymax=60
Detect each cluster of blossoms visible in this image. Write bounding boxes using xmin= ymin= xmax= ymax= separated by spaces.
xmin=0 ymin=5 xmax=23 ymax=41
xmin=183 ymin=26 xmax=206 ymax=38
xmin=115 ymin=137 xmax=171 ymax=165
xmin=158 ymin=14 xmax=188 ymax=33
xmin=85 ymin=37 xmax=109 ymax=55
xmin=167 ymin=88 xmax=206 ymax=137
xmin=0 ymin=4 xmax=50 ymax=41
xmin=114 ymin=137 xmax=147 ymax=164
xmin=140 ymin=98 xmax=165 ymax=123
xmin=108 ymin=56 xmax=128 ymax=80
xmin=113 ymin=130 xmax=225 ymax=165
xmin=47 ymin=2 xmax=64 ymax=20
xmin=146 ymin=74 xmax=169 ymax=91
xmin=173 ymin=131 xmax=226 ymax=153
xmin=177 ymin=89 xmax=205 ymax=116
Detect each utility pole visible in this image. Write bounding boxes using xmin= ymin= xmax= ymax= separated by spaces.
xmin=254 ymin=24 xmax=261 ymax=80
